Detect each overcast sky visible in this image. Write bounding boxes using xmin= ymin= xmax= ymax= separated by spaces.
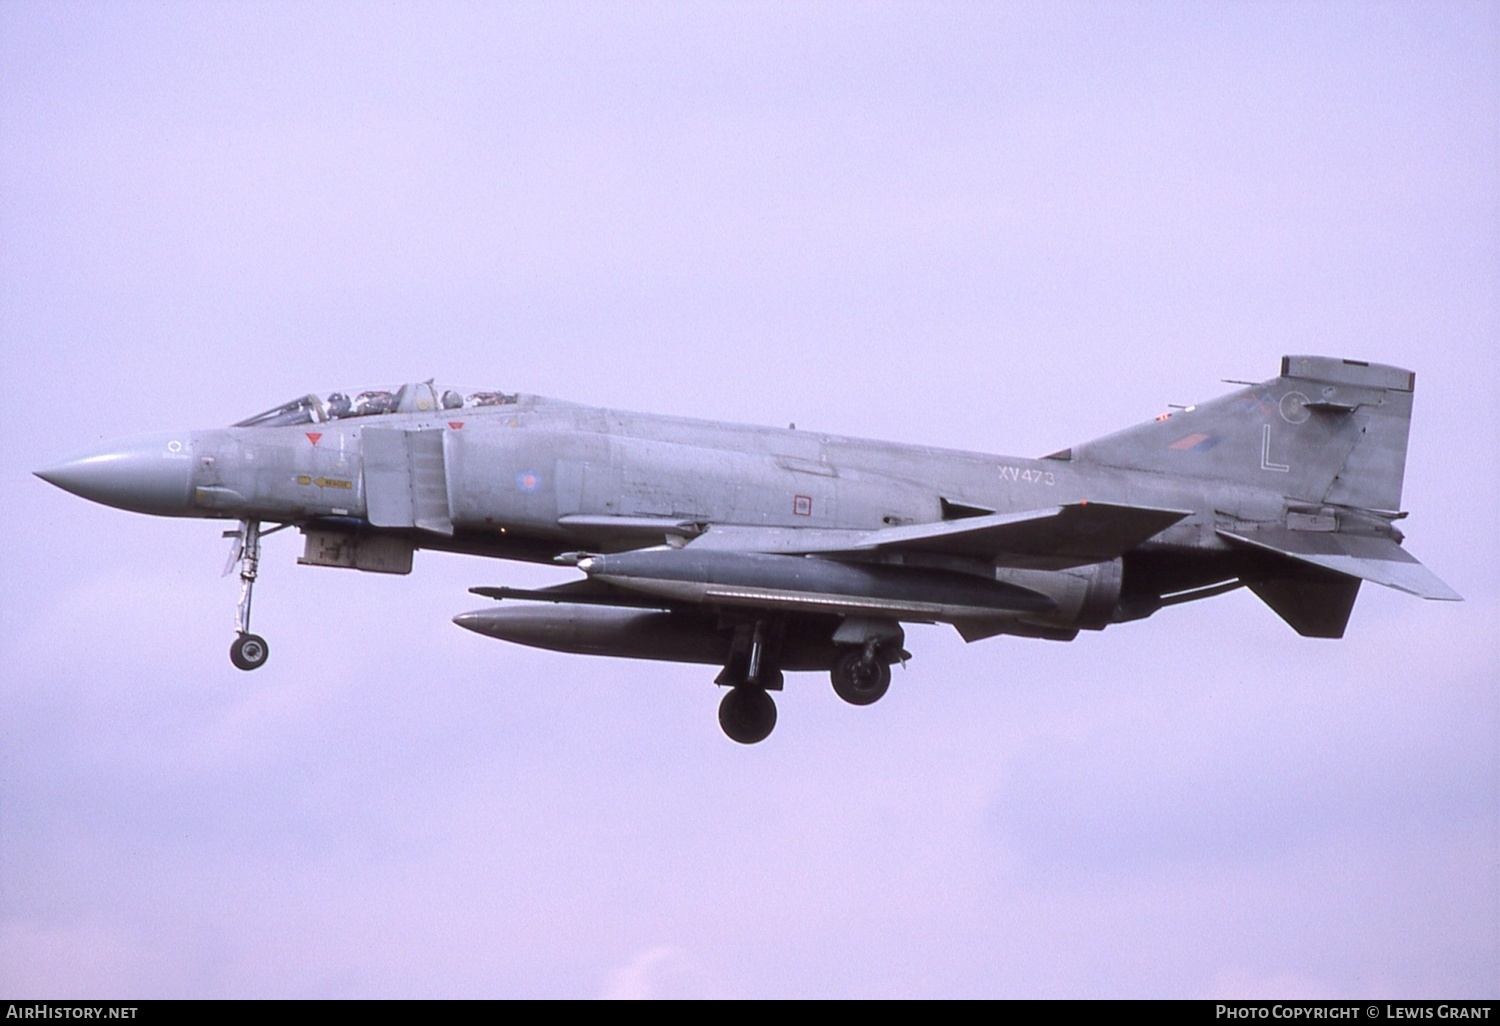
xmin=2 ymin=1 xmax=1496 ymax=998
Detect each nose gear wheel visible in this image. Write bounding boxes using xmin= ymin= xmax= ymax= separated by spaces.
xmin=230 ymin=632 xmax=270 ymax=671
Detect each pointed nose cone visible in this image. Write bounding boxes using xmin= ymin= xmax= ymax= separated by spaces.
xmin=36 ymin=432 xmax=197 ymax=517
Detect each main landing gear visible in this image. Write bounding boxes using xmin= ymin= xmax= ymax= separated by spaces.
xmin=712 ymin=618 xmax=905 ymax=744
xmin=829 ymin=619 xmax=902 ymax=707
xmin=719 ymin=686 xmax=777 ymax=745
xmin=831 ymin=646 xmax=892 ymax=706
xmin=716 ymin=619 xmax=783 ymax=745
xmin=225 ymin=518 xmax=282 ymax=671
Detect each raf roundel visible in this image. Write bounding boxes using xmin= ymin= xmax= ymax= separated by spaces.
xmin=516 ymin=470 xmax=541 ymax=494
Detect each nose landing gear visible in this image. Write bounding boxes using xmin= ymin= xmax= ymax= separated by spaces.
xmin=230 ymin=631 xmax=269 ymax=671
xmin=225 ymin=519 xmax=275 ymax=671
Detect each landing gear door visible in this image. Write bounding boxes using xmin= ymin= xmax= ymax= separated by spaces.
xmin=362 ymin=427 xmax=454 ymax=535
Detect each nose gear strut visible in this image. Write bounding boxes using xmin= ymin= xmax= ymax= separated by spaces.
xmin=224 ymin=519 xmax=288 ymax=671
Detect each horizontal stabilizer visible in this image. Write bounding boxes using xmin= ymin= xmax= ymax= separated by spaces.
xmin=689 ymin=502 xmax=1190 ymax=569
xmin=1219 ymin=527 xmax=1461 ymax=600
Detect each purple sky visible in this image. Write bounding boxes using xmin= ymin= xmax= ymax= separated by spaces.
xmin=2 ymin=1 xmax=1495 ymax=998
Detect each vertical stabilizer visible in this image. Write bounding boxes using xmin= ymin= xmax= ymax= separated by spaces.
xmin=1069 ymin=356 xmax=1416 ymax=512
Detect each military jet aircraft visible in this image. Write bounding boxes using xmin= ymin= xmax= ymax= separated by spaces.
xmin=36 ymin=356 xmax=1459 ymax=743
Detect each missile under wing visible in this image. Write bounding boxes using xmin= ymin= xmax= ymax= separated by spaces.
xmin=36 ymin=359 xmax=1459 ymax=743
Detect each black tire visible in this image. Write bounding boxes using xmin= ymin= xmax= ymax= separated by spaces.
xmin=230 ymin=633 xmax=269 ymax=671
xmin=831 ymin=650 xmax=890 ymax=706
xmin=718 ymin=686 xmax=777 ymax=744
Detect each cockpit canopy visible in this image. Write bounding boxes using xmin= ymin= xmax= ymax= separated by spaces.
xmin=234 ymin=382 xmax=519 ymax=428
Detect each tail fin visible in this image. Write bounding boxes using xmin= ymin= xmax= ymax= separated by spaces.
xmin=1068 ymin=355 xmax=1416 ymax=512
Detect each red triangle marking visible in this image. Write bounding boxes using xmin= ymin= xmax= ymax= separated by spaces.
xmin=448 ymin=421 xmax=464 ymax=430
xmin=306 ymin=432 xmax=322 ymax=445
